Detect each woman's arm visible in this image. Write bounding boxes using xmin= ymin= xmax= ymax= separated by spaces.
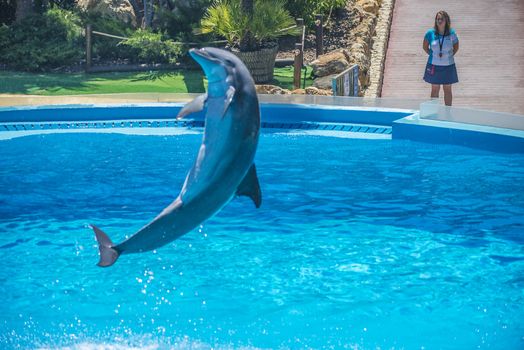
xmin=453 ymin=42 xmax=459 ymax=55
xmin=423 ymin=39 xmax=430 ymax=55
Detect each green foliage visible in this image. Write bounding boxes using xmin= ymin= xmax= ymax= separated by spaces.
xmin=82 ymin=13 xmax=137 ymax=60
xmin=121 ymin=29 xmax=182 ymax=64
xmin=0 ymin=24 xmax=9 ymax=53
xmin=47 ymin=0 xmax=78 ymax=10
xmin=155 ymin=0 xmax=212 ymax=40
xmin=0 ymin=7 xmax=83 ymax=71
xmin=285 ymin=0 xmax=347 ymax=26
xmin=0 ymin=0 xmax=16 ymax=25
xmin=200 ymin=0 xmax=298 ymax=50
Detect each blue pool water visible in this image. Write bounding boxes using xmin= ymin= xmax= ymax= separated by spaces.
xmin=0 ymin=131 xmax=523 ymax=349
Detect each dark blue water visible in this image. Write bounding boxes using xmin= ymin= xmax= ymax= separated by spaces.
xmin=0 ymin=132 xmax=523 ymax=349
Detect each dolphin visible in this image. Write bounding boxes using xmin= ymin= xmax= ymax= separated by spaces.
xmin=91 ymin=47 xmax=261 ymax=267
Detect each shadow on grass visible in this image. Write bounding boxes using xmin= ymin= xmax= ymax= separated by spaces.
xmin=129 ymin=71 xmax=169 ymax=82
xmin=271 ymin=66 xmax=313 ymax=90
xmin=119 ymin=70 xmax=206 ymax=93
xmin=182 ymin=70 xmax=205 ymax=93
xmin=0 ymin=67 xmax=307 ymax=95
xmin=129 ymin=70 xmax=206 ymax=93
xmin=0 ymin=70 xmax=207 ymax=95
xmin=0 ymin=72 xmax=93 ymax=95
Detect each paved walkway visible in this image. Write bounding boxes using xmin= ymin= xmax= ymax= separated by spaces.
xmin=381 ymin=0 xmax=524 ymax=115
xmin=0 ymin=93 xmax=196 ymax=106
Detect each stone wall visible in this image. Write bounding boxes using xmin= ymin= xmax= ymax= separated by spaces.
xmin=365 ymin=0 xmax=395 ymax=97
xmin=255 ymin=85 xmax=332 ymax=96
xmin=308 ymin=0 xmax=385 ymax=96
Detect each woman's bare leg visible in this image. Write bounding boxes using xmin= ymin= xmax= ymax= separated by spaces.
xmin=443 ymin=84 xmax=453 ymax=106
xmin=431 ymin=84 xmax=440 ymax=98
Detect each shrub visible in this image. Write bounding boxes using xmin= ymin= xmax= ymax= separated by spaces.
xmin=0 ymin=24 xmax=9 ymax=53
xmin=155 ymin=0 xmax=213 ymax=40
xmin=0 ymin=7 xmax=83 ymax=71
xmin=121 ymin=29 xmax=182 ymax=64
xmin=0 ymin=0 xmax=16 ymax=25
xmin=285 ymin=0 xmax=347 ymax=26
xmin=200 ymin=0 xmax=298 ymax=51
xmin=82 ymin=13 xmax=137 ymax=61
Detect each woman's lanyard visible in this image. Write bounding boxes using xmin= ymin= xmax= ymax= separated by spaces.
xmin=438 ymin=32 xmax=446 ymax=58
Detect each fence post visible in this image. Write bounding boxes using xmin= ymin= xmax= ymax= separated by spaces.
xmin=297 ymin=18 xmax=305 ymax=49
xmin=296 ymin=18 xmax=304 ymax=41
xmin=293 ymin=18 xmax=304 ymax=90
xmin=85 ymin=24 xmax=92 ymax=72
xmin=293 ymin=43 xmax=303 ymax=90
xmin=315 ymin=14 xmax=323 ymax=57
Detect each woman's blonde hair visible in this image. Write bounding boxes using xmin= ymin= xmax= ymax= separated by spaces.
xmin=434 ymin=10 xmax=451 ymax=35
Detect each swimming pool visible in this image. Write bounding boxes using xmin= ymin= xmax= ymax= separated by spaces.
xmin=1 ymin=130 xmax=523 ymax=349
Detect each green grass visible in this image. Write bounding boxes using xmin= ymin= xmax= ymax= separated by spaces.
xmin=0 ymin=67 xmax=312 ymax=95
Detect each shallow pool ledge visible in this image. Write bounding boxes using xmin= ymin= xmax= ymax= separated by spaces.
xmin=1 ymin=102 xmax=523 ymax=153
xmin=393 ymin=114 xmax=524 ymax=153
xmin=0 ymin=102 xmax=413 ymax=125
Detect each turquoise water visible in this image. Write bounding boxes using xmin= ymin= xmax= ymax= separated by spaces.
xmin=0 ymin=132 xmax=523 ymax=349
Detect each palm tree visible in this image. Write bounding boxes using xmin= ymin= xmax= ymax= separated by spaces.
xmin=201 ymin=0 xmax=296 ymax=83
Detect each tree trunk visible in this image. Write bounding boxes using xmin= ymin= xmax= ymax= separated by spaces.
xmin=128 ymin=0 xmax=144 ymax=27
xmin=143 ymin=0 xmax=155 ymax=29
xmin=239 ymin=0 xmax=255 ymax=52
xmin=15 ymin=0 xmax=34 ymax=23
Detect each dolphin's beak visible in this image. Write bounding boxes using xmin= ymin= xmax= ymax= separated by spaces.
xmin=189 ymin=48 xmax=211 ymax=60
xmin=189 ymin=48 xmax=220 ymax=72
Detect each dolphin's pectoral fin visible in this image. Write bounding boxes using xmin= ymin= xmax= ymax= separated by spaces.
xmin=236 ymin=164 xmax=262 ymax=208
xmin=222 ymin=86 xmax=236 ymax=118
xmin=176 ymin=93 xmax=208 ymax=120
xmin=90 ymin=224 xmax=120 ymax=267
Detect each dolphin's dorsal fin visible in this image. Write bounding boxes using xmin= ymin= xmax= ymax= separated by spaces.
xmin=176 ymin=93 xmax=208 ymax=120
xmin=222 ymin=86 xmax=236 ymax=118
xmin=236 ymin=163 xmax=262 ymax=208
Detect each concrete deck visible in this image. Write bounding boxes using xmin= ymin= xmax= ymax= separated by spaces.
xmin=381 ymin=0 xmax=524 ymax=115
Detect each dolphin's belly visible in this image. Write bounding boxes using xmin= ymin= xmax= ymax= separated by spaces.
xmin=115 ymin=142 xmax=252 ymax=254
xmin=115 ymin=195 xmax=221 ymax=253
xmin=181 ymin=131 xmax=257 ymax=204
xmin=114 ymin=103 xmax=259 ymax=255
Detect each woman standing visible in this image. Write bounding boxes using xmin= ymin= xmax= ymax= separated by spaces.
xmin=423 ymin=11 xmax=459 ymax=106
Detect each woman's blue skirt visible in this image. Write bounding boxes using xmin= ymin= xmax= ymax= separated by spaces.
xmin=423 ymin=63 xmax=459 ymax=84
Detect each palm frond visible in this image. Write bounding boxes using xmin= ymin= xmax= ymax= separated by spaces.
xmin=200 ymin=0 xmax=297 ymax=49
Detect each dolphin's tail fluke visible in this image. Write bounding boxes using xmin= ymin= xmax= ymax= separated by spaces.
xmin=90 ymin=224 xmax=120 ymax=267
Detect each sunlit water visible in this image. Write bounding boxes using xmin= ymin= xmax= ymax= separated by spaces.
xmin=0 ymin=132 xmax=523 ymax=349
